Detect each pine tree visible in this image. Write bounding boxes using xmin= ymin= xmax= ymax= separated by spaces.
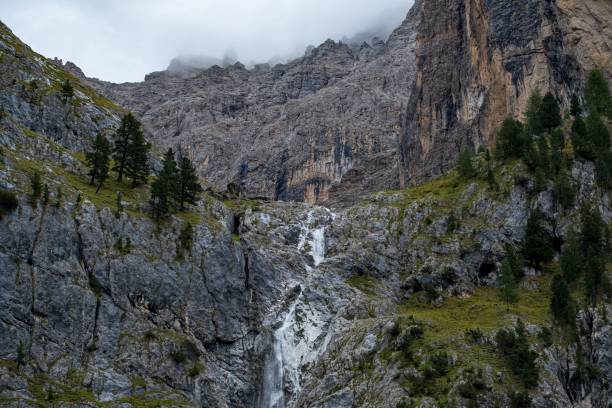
xmin=55 ymin=186 xmax=62 ymax=208
xmin=536 ymin=135 xmax=550 ymax=174
xmin=113 ymin=114 xmax=133 ymax=182
xmin=498 ymin=258 xmax=518 ymax=311
xmin=560 ymin=228 xmax=582 ymax=283
xmin=553 ymin=171 xmax=574 ymax=210
xmin=30 ymin=171 xmax=42 ymax=207
xmin=178 ymin=155 xmax=202 ymax=210
xmin=495 ymin=117 xmax=526 ymax=159
xmin=578 ymin=204 xmax=607 ymax=305
xmin=61 ymin=79 xmax=74 ymax=102
xmin=513 ymin=320 xmax=539 ymax=389
xmin=505 ymin=243 xmax=524 ymax=281
xmin=457 ymin=148 xmax=475 ymax=178
xmin=550 ymin=128 xmax=565 ymax=152
xmin=571 ymin=116 xmax=592 ymax=160
xmin=540 ymin=92 xmax=562 ymax=131
xmin=113 ymin=113 xmax=149 ymax=184
xmin=86 ymin=133 xmax=111 ymax=193
xmin=42 ymin=184 xmax=49 ymax=206
xmin=570 ymin=94 xmax=582 ymax=117
xmin=526 ymin=90 xmax=544 ymax=136
xmin=124 ymin=127 xmax=150 ymax=186
xmin=550 ymin=274 xmax=575 ymax=327
xmin=486 ymin=166 xmax=498 ymax=191
xmin=585 ymin=111 xmax=611 ymax=153
xmin=149 ymin=148 xmax=179 ymax=220
xmin=522 ymin=208 xmax=554 ymax=268
xmin=585 ymin=69 xmax=610 ymax=118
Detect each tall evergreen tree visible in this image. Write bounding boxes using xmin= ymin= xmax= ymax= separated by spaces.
xmin=536 ymin=135 xmax=551 ymax=173
xmin=149 ymin=148 xmax=178 ymax=220
xmin=578 ymin=204 xmax=607 ymax=305
xmin=124 ymin=127 xmax=150 ymax=186
xmin=495 ymin=117 xmax=526 ymax=159
xmin=505 ymin=243 xmax=524 ymax=281
xmin=585 ymin=69 xmax=610 ymax=118
xmin=457 ymin=148 xmax=476 ymax=178
xmin=540 ymin=92 xmax=562 ymax=131
xmin=553 ymin=171 xmax=575 ymax=210
xmin=178 ymin=155 xmax=202 ymax=210
xmin=86 ymin=133 xmax=111 ymax=193
xmin=30 ymin=171 xmax=42 ymax=208
xmin=550 ymin=274 xmax=575 ymax=327
xmin=61 ymin=79 xmax=74 ymax=102
xmin=498 ymin=258 xmax=519 ymax=311
xmin=560 ymin=228 xmax=582 ymax=283
xmin=526 ymin=90 xmax=544 ymax=136
xmin=113 ymin=113 xmax=149 ymax=185
xmin=571 ymin=116 xmax=592 ymax=160
xmin=585 ymin=111 xmax=611 ymax=153
xmin=570 ymin=94 xmax=582 ymax=117
xmin=522 ymin=208 xmax=554 ymax=268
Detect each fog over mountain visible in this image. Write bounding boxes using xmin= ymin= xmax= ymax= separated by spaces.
xmin=0 ymin=0 xmax=412 ymax=82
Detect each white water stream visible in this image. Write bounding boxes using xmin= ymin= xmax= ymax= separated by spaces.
xmin=260 ymin=208 xmax=333 ymax=408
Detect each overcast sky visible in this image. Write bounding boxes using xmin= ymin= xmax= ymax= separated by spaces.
xmin=1 ymin=0 xmax=413 ymax=83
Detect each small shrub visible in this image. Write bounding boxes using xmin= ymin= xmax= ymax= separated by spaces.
xmin=188 ymin=362 xmax=203 ymax=377
xmin=143 ymin=330 xmax=156 ymax=342
xmin=465 ymin=327 xmax=483 ymax=343
xmin=509 ymin=390 xmax=532 ymax=408
xmin=170 ymin=350 xmax=187 ymax=364
xmin=430 ymin=351 xmax=450 ymax=376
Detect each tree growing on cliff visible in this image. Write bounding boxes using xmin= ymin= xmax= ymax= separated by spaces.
xmin=457 ymin=148 xmax=476 ymax=178
xmin=86 ymin=133 xmax=111 ymax=193
xmin=560 ymin=228 xmax=581 ymax=283
xmin=526 ymin=90 xmax=544 ymax=135
xmin=495 ymin=117 xmax=525 ymax=159
xmin=113 ymin=113 xmax=150 ymax=185
xmin=61 ymin=79 xmax=74 ymax=103
xmin=553 ymin=170 xmax=575 ymax=211
xmin=522 ymin=208 xmax=554 ymax=268
xmin=540 ymin=92 xmax=562 ymax=131
xmin=30 ymin=171 xmax=42 ymax=208
xmin=498 ymin=258 xmax=518 ymax=311
xmin=178 ymin=155 xmax=202 ymax=210
xmin=550 ymin=274 xmax=575 ymax=328
xmin=150 ymin=148 xmax=179 ymax=220
xmin=570 ymin=95 xmax=582 ymax=117
xmin=585 ymin=69 xmax=610 ymax=118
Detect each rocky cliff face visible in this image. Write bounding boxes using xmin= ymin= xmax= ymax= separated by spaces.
xmin=400 ymin=0 xmax=610 ymax=185
xmin=83 ymin=0 xmax=611 ymax=202
xmin=0 ymin=5 xmax=611 ymax=408
xmin=86 ymin=9 xmax=419 ymax=205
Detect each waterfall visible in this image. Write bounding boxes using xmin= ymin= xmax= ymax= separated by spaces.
xmin=261 ymin=207 xmax=334 ymax=407
xmin=261 ymin=296 xmax=300 ymax=408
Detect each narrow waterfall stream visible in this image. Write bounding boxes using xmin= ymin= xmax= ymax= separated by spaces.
xmin=260 ymin=208 xmax=331 ymax=407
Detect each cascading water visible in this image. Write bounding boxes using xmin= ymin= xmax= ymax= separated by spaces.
xmin=261 ymin=208 xmax=333 ymax=407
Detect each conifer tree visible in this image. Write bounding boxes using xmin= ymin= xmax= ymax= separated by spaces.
xmin=86 ymin=133 xmax=111 ymax=193
xmin=486 ymin=166 xmax=498 ymax=191
xmin=536 ymin=135 xmax=550 ymax=173
xmin=585 ymin=69 xmax=610 ymax=118
xmin=42 ymin=184 xmax=49 ymax=206
xmin=553 ymin=171 xmax=575 ymax=210
xmin=61 ymin=79 xmax=74 ymax=102
xmin=498 ymin=258 xmax=518 ymax=311
xmin=30 ymin=171 xmax=42 ymax=208
xmin=495 ymin=117 xmax=526 ymax=159
xmin=526 ymin=90 xmax=544 ymax=136
xmin=585 ymin=111 xmax=611 ymax=153
xmin=540 ymin=92 xmax=562 ymax=131
xmin=178 ymin=155 xmax=202 ymax=210
xmin=560 ymin=228 xmax=581 ymax=283
xmin=522 ymin=208 xmax=554 ymax=268
xmin=149 ymin=148 xmax=178 ymax=220
xmin=457 ymin=148 xmax=475 ymax=178
xmin=124 ymin=127 xmax=150 ymax=187
xmin=571 ymin=116 xmax=592 ymax=160
xmin=578 ymin=204 xmax=607 ymax=305
xmin=550 ymin=274 xmax=575 ymax=327
xmin=570 ymin=94 xmax=582 ymax=117
xmin=505 ymin=243 xmax=524 ymax=281
xmin=113 ymin=113 xmax=149 ymax=185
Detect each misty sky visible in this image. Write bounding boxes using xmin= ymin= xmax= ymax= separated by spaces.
xmin=1 ymin=0 xmax=414 ymax=83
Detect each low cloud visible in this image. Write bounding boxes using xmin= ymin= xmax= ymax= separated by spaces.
xmin=1 ymin=0 xmax=414 ymax=82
